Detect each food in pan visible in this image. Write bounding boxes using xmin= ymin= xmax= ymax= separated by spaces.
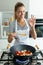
xmin=16 ymin=50 xmax=32 ymax=56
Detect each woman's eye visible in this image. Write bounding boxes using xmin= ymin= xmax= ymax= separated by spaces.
xmin=18 ymin=11 xmax=25 ymax=13
xmin=17 ymin=11 xmax=21 ymax=14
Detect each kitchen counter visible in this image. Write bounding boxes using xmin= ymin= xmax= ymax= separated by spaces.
xmin=0 ymin=38 xmax=43 ymax=50
xmin=29 ymin=38 xmax=43 ymax=50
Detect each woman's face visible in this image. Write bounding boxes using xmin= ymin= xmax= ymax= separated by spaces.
xmin=15 ymin=6 xmax=25 ymax=20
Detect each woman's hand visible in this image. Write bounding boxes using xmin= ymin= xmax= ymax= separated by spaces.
xmin=29 ymin=15 xmax=36 ymax=28
xmin=8 ymin=33 xmax=16 ymax=43
xmin=7 ymin=43 xmax=10 ymax=49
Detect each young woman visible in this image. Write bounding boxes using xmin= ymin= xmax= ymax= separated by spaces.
xmin=8 ymin=2 xmax=37 ymax=52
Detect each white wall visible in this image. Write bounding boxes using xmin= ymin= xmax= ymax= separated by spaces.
xmin=29 ymin=0 xmax=43 ymax=19
xmin=1 ymin=0 xmax=43 ymax=18
xmin=0 ymin=0 xmax=29 ymax=12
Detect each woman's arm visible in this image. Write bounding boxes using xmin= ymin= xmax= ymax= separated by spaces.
xmin=29 ymin=15 xmax=37 ymax=39
xmin=30 ymin=27 xmax=37 ymax=39
xmin=8 ymin=21 xmax=16 ymax=43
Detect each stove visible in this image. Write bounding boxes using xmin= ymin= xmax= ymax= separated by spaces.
xmin=0 ymin=50 xmax=43 ymax=65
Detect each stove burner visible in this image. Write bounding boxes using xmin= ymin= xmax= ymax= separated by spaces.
xmin=13 ymin=58 xmax=31 ymax=65
xmin=16 ymin=59 xmax=29 ymax=65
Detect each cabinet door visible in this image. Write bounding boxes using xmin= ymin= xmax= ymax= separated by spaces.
xmin=1 ymin=12 xmax=13 ymax=38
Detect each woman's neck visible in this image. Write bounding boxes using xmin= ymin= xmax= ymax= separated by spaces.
xmin=17 ymin=18 xmax=24 ymax=23
xmin=17 ymin=18 xmax=26 ymax=27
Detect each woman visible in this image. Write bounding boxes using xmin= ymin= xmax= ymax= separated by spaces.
xmin=8 ymin=2 xmax=37 ymax=53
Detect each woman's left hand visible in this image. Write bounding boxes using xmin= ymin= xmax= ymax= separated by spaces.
xmin=29 ymin=15 xmax=36 ymax=28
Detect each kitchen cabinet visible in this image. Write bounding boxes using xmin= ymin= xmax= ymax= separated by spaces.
xmin=0 ymin=11 xmax=14 ymax=38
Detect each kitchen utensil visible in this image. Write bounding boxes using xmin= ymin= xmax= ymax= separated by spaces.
xmin=12 ymin=44 xmax=36 ymax=60
xmin=35 ymin=45 xmax=43 ymax=57
xmin=12 ymin=44 xmax=36 ymax=65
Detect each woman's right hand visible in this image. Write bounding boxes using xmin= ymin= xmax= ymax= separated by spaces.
xmin=8 ymin=33 xmax=16 ymax=43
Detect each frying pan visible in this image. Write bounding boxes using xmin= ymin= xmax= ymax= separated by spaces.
xmin=10 ymin=44 xmax=36 ymax=65
xmin=10 ymin=44 xmax=36 ymax=60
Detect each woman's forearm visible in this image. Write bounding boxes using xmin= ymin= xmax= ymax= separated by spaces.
xmin=30 ymin=27 xmax=37 ymax=39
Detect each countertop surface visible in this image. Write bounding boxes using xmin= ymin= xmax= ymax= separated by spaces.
xmin=0 ymin=38 xmax=43 ymax=50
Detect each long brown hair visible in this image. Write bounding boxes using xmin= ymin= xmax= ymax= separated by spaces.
xmin=14 ymin=2 xmax=25 ymax=19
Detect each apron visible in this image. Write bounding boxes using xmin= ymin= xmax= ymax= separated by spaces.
xmin=15 ymin=19 xmax=30 ymax=45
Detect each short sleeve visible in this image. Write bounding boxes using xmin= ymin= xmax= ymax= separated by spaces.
xmin=9 ymin=21 xmax=15 ymax=33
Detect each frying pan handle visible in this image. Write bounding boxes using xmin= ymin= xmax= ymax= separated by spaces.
xmin=38 ymin=51 xmax=43 ymax=57
xmin=33 ymin=52 xmax=38 ymax=56
xmin=35 ymin=45 xmax=43 ymax=57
